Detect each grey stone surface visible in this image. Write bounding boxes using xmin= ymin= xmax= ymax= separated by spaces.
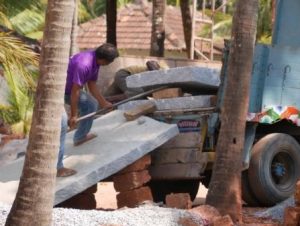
xmin=126 ymin=66 xmax=220 ymax=91
xmin=118 ymin=95 xmax=215 ymax=111
xmin=0 ymin=139 xmax=28 ymax=166
xmin=0 ymin=110 xmax=178 ymax=205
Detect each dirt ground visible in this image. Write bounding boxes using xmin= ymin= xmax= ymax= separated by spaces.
xmin=95 ymin=182 xmax=208 ymax=209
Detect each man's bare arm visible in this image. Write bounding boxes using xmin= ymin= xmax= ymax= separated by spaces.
xmin=69 ymin=84 xmax=81 ymax=127
xmin=87 ymin=81 xmax=112 ymax=108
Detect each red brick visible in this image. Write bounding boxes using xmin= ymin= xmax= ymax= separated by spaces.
xmin=177 ymin=217 xmax=200 ymax=226
xmin=116 ymin=186 xmax=153 ymax=208
xmin=213 ymin=215 xmax=234 ymax=226
xmin=56 ymin=193 xmax=96 ymax=210
xmin=165 ymin=193 xmax=192 ymax=209
xmin=113 ymin=170 xmax=151 ymax=192
xmin=283 ymin=207 xmax=300 ymax=226
xmin=295 ymin=181 xmax=300 ymax=206
xmin=189 ymin=205 xmax=221 ymax=224
xmin=118 ymin=155 xmax=151 ymax=174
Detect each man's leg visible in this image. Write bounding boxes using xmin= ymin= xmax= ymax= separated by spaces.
xmin=57 ymin=110 xmax=76 ymax=177
xmin=73 ymin=91 xmax=98 ymax=145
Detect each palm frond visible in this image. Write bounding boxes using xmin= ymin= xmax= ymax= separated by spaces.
xmin=0 ymin=0 xmax=44 ymax=18
xmin=0 ymin=66 xmax=34 ymax=134
xmin=0 ymin=32 xmax=39 ymax=89
xmin=0 ymin=12 xmax=13 ymax=29
xmin=10 ymin=8 xmax=45 ymax=36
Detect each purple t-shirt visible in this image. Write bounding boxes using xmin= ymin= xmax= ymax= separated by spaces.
xmin=65 ymin=50 xmax=100 ymax=95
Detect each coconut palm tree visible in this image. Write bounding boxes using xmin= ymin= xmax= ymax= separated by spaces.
xmin=180 ymin=0 xmax=192 ymax=58
xmin=5 ymin=0 xmax=74 ymax=225
xmin=205 ymin=0 xmax=259 ymax=222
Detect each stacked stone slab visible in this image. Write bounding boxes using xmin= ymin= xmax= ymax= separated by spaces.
xmin=113 ymin=155 xmax=153 ymax=208
xmin=118 ymin=95 xmax=216 ymax=111
xmin=284 ymin=180 xmax=300 ymax=225
xmin=126 ymin=66 xmax=220 ymax=91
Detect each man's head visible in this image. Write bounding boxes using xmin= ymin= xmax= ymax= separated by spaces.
xmin=95 ymin=43 xmax=119 ymax=66
xmin=146 ymin=60 xmax=160 ymax=71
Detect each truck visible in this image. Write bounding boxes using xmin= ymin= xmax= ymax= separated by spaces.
xmin=147 ymin=0 xmax=300 ymax=207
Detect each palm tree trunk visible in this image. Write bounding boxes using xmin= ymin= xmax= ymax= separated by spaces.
xmin=106 ymin=0 xmax=117 ymax=46
xmin=205 ymin=0 xmax=259 ymax=223
xmin=70 ymin=0 xmax=79 ymax=56
xmin=150 ymin=0 xmax=166 ymax=57
xmin=5 ymin=0 xmax=74 ymax=225
xmin=180 ymin=0 xmax=192 ymax=58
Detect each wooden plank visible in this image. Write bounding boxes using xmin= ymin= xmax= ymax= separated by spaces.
xmin=160 ymin=132 xmax=202 ymax=148
xmin=123 ymin=102 xmax=156 ymax=121
xmin=152 ymin=148 xmax=202 ymax=164
xmin=149 ymin=163 xmax=205 ymax=180
xmin=152 ymin=88 xmax=183 ymax=99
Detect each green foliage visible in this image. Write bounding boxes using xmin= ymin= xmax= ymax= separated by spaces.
xmin=0 ymin=32 xmax=38 ymax=135
xmin=200 ymin=0 xmax=272 ymax=44
xmin=0 ymin=66 xmax=34 ymax=135
xmin=0 ymin=32 xmax=39 ymax=89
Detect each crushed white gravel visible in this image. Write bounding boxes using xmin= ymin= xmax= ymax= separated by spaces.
xmin=0 ymin=202 xmax=206 ymax=226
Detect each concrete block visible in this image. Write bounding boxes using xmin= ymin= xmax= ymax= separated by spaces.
xmin=165 ymin=193 xmax=192 ymax=209
xmin=118 ymin=95 xmax=215 ymax=111
xmin=113 ymin=170 xmax=151 ymax=192
xmin=116 ymin=186 xmax=153 ymax=208
xmin=118 ymin=155 xmax=151 ymax=174
xmin=152 ymin=88 xmax=183 ymax=99
xmin=126 ymin=66 xmax=220 ymax=91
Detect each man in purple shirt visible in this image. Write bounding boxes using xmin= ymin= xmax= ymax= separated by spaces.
xmin=57 ymin=43 xmax=118 ymax=177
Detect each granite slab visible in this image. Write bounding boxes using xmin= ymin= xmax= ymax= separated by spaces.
xmin=126 ymin=66 xmax=220 ymax=92
xmin=0 ymin=110 xmax=179 ymax=205
xmin=118 ymin=95 xmax=215 ymax=111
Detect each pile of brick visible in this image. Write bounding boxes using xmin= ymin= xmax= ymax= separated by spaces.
xmin=56 ymin=184 xmax=97 ymax=210
xmin=113 ymin=155 xmax=153 ymax=208
xmin=284 ymin=180 xmax=300 ymax=225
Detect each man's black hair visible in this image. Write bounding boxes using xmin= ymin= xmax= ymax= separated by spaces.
xmin=95 ymin=43 xmax=119 ymax=63
xmin=146 ymin=60 xmax=160 ymax=71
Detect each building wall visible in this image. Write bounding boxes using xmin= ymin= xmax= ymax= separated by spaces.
xmin=98 ymin=55 xmax=222 ymax=96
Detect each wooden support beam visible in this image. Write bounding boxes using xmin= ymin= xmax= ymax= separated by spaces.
xmin=123 ymin=102 xmax=157 ymax=121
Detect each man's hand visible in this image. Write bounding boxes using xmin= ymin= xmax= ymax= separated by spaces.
xmin=68 ymin=116 xmax=78 ymax=129
xmin=102 ymin=100 xmax=113 ymax=109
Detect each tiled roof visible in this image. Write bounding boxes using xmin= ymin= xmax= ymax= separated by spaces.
xmin=77 ymin=3 xmax=198 ymax=51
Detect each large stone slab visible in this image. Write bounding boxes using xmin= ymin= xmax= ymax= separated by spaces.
xmin=0 ymin=110 xmax=178 ymax=205
xmin=126 ymin=66 xmax=220 ymax=92
xmin=118 ymin=95 xmax=215 ymax=111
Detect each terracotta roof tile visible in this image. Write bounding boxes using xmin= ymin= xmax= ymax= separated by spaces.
xmin=77 ymin=3 xmax=219 ymax=53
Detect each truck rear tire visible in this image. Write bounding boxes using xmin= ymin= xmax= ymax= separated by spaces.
xmin=149 ymin=179 xmax=200 ymax=203
xmin=242 ymin=170 xmax=260 ymax=206
xmin=248 ymin=133 xmax=300 ymax=206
